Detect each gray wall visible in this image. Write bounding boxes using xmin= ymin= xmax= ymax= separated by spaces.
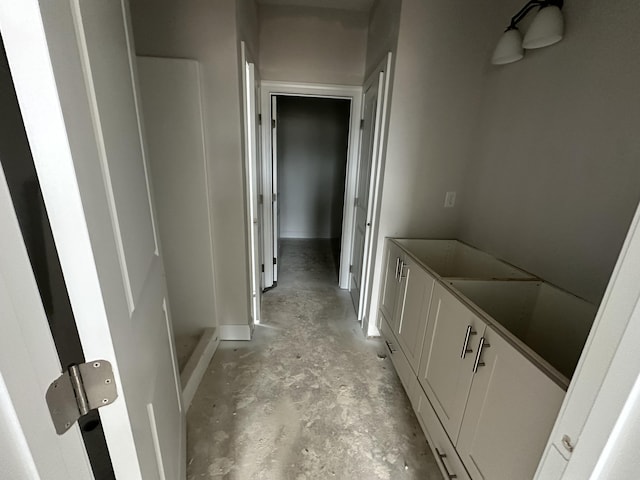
xmin=259 ymin=5 xmax=368 ymax=85
xmin=367 ymin=0 xmax=497 ymax=332
xmin=368 ymin=0 xmax=640 ymax=335
xmin=130 ymin=0 xmax=257 ymax=329
xmin=459 ymin=0 xmax=640 ymax=304
xmin=364 ymin=0 xmax=402 ymax=78
xmin=277 ymin=96 xmax=351 ymax=239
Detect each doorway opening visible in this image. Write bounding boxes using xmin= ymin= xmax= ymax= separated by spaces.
xmin=259 ymin=82 xmax=363 ymax=301
xmin=275 ymin=95 xmax=351 ymax=280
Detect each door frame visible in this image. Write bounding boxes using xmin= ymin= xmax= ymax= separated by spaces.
xmin=259 ymin=81 xmax=362 ymax=290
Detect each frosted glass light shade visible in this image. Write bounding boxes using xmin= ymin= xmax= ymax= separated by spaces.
xmin=523 ymin=5 xmax=564 ymax=49
xmin=492 ymin=28 xmax=524 ymax=65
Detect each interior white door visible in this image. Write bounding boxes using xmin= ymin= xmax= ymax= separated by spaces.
xmin=271 ymin=95 xmax=280 ymax=283
xmin=1 ymin=1 xmax=185 ymax=479
xmin=0 ymin=166 xmax=95 ymax=480
xmin=242 ymin=52 xmax=262 ymax=323
xmin=349 ymin=73 xmax=383 ymax=316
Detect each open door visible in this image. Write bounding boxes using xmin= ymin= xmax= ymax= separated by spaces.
xmin=1 ymin=1 xmax=185 ymax=479
xmin=0 ymin=161 xmax=95 ymax=480
xmin=271 ymin=95 xmax=281 ymax=284
xmin=242 ymin=41 xmax=263 ymax=324
xmin=350 ymin=73 xmax=384 ymax=318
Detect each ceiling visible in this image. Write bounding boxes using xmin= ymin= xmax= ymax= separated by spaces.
xmin=256 ymin=0 xmax=376 ymax=13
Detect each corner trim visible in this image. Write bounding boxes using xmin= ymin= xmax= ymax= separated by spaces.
xmin=219 ymin=324 xmax=252 ymax=341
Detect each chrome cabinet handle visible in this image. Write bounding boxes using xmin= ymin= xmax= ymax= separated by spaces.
xmin=472 ymin=336 xmax=490 ymax=373
xmin=460 ymin=325 xmax=477 ymax=359
xmin=395 ymin=257 xmax=400 ymax=279
xmin=435 ymin=448 xmax=457 ymax=479
xmin=398 ymin=261 xmax=407 ymax=282
xmin=385 ymin=340 xmax=396 ymax=354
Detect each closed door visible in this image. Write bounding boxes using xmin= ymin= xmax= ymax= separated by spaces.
xmin=350 ymin=73 xmax=383 ymax=316
xmin=394 ymin=260 xmax=435 ymax=372
xmin=3 ymin=2 xmax=185 ymax=479
xmin=418 ymin=283 xmax=485 ymax=443
xmin=457 ymin=327 xmax=565 ymax=480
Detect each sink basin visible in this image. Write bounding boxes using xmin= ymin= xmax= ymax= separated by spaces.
xmin=447 ymin=279 xmax=597 ymax=379
xmin=394 ymin=239 xmax=535 ymax=280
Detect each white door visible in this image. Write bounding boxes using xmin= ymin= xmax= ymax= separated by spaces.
xmin=1 ymin=1 xmax=185 ymax=479
xmin=242 ymin=45 xmax=263 ymax=323
xmin=271 ymin=95 xmax=281 ymax=283
xmin=0 ymin=166 xmax=95 ymax=479
xmin=350 ymin=73 xmax=383 ymax=316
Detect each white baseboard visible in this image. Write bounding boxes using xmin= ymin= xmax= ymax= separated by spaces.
xmin=181 ymin=327 xmax=219 ymax=411
xmin=219 ymin=324 xmax=252 ymax=341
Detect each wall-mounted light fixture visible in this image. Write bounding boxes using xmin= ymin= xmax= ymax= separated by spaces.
xmin=492 ymin=0 xmax=564 ymax=65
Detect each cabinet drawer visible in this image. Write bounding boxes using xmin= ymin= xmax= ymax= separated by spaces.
xmin=381 ymin=316 xmax=418 ymax=409
xmin=416 ymin=388 xmax=470 ymax=480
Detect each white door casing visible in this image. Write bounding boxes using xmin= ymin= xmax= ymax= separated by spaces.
xmin=0 ymin=1 xmax=185 ymax=479
xmin=259 ymin=82 xmax=363 ymax=290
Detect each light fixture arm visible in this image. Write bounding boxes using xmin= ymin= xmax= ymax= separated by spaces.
xmin=506 ymin=0 xmax=564 ymax=30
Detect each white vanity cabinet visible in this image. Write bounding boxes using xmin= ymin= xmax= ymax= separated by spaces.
xmin=394 ymin=258 xmax=434 ymax=371
xmin=379 ymin=241 xmax=403 ymax=327
xmin=456 ymin=326 xmax=565 ymax=479
xmin=380 ymin=242 xmax=435 ymax=374
xmin=378 ymin=238 xmax=594 ymax=480
xmin=418 ymin=283 xmax=487 ymax=443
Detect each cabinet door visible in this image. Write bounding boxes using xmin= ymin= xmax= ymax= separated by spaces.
xmin=395 ymin=260 xmax=434 ymax=372
xmin=380 ymin=241 xmax=402 ymax=327
xmin=457 ymin=327 xmax=565 ymax=480
xmin=418 ymin=283 xmax=485 ymax=443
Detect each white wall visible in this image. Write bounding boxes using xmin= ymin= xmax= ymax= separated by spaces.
xmin=259 ymin=5 xmax=368 ymax=85
xmin=366 ymin=0 xmax=499 ymax=333
xmin=364 ymin=0 xmax=401 ymax=79
xmin=277 ymin=96 xmax=351 ymax=239
xmin=460 ymin=0 xmax=640 ymax=305
xmin=137 ymin=57 xmax=216 ymax=337
xmin=130 ymin=0 xmax=255 ymax=330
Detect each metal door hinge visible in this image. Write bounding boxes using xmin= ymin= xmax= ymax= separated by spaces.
xmin=349 ymin=265 xmax=353 ymax=273
xmin=258 ymin=113 xmax=262 ymax=125
xmin=46 ymin=360 xmax=117 ymax=435
xmin=272 ymin=119 xmax=276 ymax=129
xmin=261 ymin=264 xmax=265 ymax=272
xmin=360 ymin=119 xmax=364 ymax=129
xmin=273 ymin=257 xmax=277 ymax=265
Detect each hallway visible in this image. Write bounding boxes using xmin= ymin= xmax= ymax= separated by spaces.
xmin=187 ymin=239 xmax=440 ymax=479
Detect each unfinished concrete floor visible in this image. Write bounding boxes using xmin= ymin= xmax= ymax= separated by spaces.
xmin=187 ymin=239 xmax=441 ymax=479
